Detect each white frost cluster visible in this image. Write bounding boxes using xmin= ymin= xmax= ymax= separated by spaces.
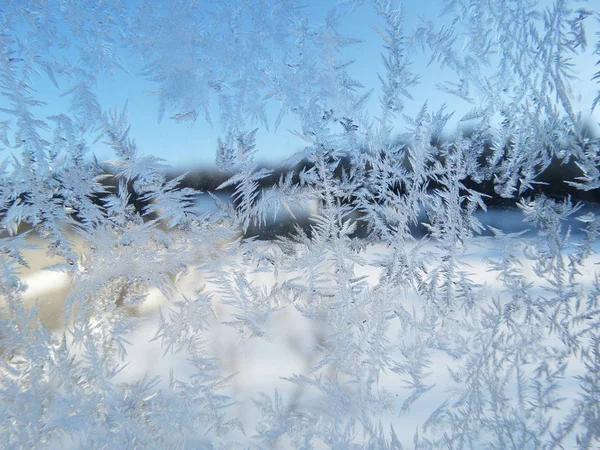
xmin=0 ymin=0 xmax=599 ymax=448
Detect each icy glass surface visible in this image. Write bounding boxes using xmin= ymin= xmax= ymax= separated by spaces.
xmin=1 ymin=0 xmax=600 ymax=448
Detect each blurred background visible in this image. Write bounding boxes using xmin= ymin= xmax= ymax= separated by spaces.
xmin=2 ymin=2 xmax=599 ymax=445
xmin=8 ymin=0 xmax=600 ymax=329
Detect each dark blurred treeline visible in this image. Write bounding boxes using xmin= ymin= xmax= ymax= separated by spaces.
xmin=97 ymin=129 xmax=599 ymax=239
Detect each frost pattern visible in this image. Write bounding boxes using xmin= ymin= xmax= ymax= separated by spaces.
xmin=1 ymin=0 xmax=600 ymax=448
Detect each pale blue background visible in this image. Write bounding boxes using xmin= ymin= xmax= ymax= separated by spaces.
xmin=7 ymin=0 xmax=600 ymax=170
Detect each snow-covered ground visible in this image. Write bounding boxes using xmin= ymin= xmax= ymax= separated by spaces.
xmin=15 ymin=208 xmax=600 ymax=447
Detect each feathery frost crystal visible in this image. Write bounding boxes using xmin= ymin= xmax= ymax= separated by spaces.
xmin=0 ymin=0 xmax=599 ymax=448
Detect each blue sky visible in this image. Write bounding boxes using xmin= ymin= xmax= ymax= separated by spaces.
xmin=7 ymin=0 xmax=600 ymax=170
